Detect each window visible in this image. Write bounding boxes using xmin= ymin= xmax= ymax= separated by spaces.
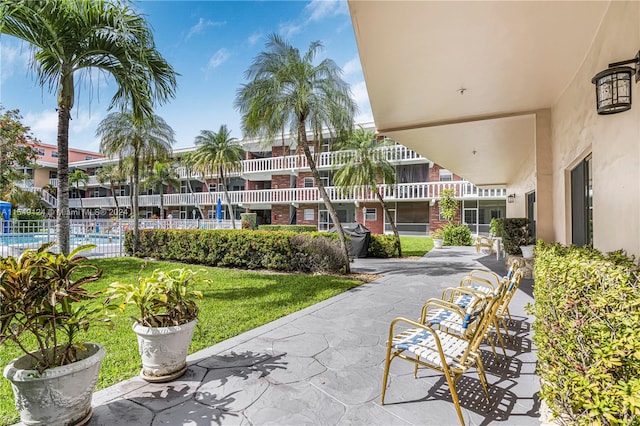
xmin=35 ymin=148 xmax=45 ymax=156
xmin=439 ymin=169 xmax=453 ymax=181
xmin=571 ymin=154 xmax=592 ymax=246
xmin=208 ymin=183 xmax=216 ymax=192
xmin=365 ymin=208 xmax=377 ymax=221
xmin=49 ymin=171 xmax=57 ymax=179
xmin=304 ymin=209 xmax=314 ymax=221
xmin=51 ymin=151 xmax=58 ymax=158
xmin=320 ymin=171 xmax=330 ymax=188
xmin=93 ymin=189 xmax=100 ymax=197
xmin=85 ymin=156 xmax=96 ymax=160
xmin=114 ymin=188 xmax=125 ymax=196
xmin=303 ymin=177 xmax=314 ymax=188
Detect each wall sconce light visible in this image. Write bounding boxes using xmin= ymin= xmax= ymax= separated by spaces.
xmin=592 ymin=51 xmax=640 ymax=115
xmin=507 ymin=193 xmax=516 ymax=204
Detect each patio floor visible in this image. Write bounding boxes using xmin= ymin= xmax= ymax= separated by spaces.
xmin=85 ymin=246 xmax=541 ymax=426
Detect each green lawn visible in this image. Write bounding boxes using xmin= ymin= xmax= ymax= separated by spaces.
xmin=0 ymin=258 xmax=363 ymax=426
xmin=400 ymin=235 xmax=434 ymax=257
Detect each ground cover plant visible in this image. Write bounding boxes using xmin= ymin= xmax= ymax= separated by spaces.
xmin=0 ymin=257 xmax=363 ymax=425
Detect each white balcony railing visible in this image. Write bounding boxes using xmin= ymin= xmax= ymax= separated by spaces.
xmin=175 ymin=145 xmax=426 ymax=180
xmin=68 ymin=181 xmax=506 ymax=209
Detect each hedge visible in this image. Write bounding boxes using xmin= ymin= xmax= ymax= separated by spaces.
xmin=367 ymin=234 xmax=398 ymax=258
xmin=125 ymin=229 xmax=348 ymax=273
xmin=258 ymin=224 xmax=317 ymax=232
xmin=532 ymin=241 xmax=640 ymax=425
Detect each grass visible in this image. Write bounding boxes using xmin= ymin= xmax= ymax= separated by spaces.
xmin=0 ymin=257 xmax=363 ymax=426
xmin=400 ymin=235 xmax=434 ymax=257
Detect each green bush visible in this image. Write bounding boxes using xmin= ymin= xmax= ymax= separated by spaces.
xmin=442 ymin=224 xmax=472 ymax=246
xmin=532 ymin=241 xmax=640 ymax=425
xmin=290 ymin=234 xmax=345 ymax=273
xmin=367 ymin=233 xmax=398 ymax=258
xmin=11 ymin=210 xmax=45 ymax=233
xmin=258 ymin=224 xmax=317 ymax=232
xmin=125 ymin=229 xmax=347 ymax=274
xmin=496 ymin=218 xmax=531 ymax=255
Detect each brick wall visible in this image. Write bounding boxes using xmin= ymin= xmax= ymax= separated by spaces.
xmin=271 ymin=205 xmax=290 ymax=225
xmin=358 ymin=203 xmax=384 ymax=234
xmin=271 ymin=175 xmax=291 ymax=190
xmin=272 ymin=145 xmax=290 ymax=157
xmin=296 ymin=204 xmax=318 ymax=227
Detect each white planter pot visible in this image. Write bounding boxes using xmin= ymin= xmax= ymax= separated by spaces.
xmin=3 ymin=342 xmax=105 ymax=426
xmin=433 ymin=239 xmax=444 ymax=249
xmin=133 ymin=319 xmax=197 ymax=382
xmin=520 ymin=245 xmax=535 ymax=259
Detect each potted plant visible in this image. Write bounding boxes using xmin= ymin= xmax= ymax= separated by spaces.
xmin=106 ymin=267 xmax=203 ymax=382
xmin=1 ymin=243 xmax=108 ymax=426
xmin=430 ymin=228 xmax=444 ymax=249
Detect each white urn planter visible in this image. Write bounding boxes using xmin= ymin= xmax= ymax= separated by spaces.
xmin=133 ymin=319 xmax=197 ymax=382
xmin=3 ymin=342 xmax=106 ymax=426
xmin=433 ymin=239 xmax=444 ymax=249
xmin=520 ymin=245 xmax=535 ymax=259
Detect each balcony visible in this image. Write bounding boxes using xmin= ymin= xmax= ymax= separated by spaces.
xmin=175 ymin=145 xmax=427 ymax=181
xmin=68 ymin=181 xmax=506 ymax=210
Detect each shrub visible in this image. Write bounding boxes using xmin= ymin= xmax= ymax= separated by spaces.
xmin=442 ymin=224 xmax=472 ymax=246
xmin=125 ymin=229 xmax=346 ymax=274
xmin=368 ymin=233 xmax=398 ymax=258
xmin=532 ymin=241 xmax=640 ymax=425
xmin=290 ymin=234 xmax=345 ymax=273
xmin=259 ymin=224 xmax=317 ymax=232
xmin=496 ymin=218 xmax=531 ymax=255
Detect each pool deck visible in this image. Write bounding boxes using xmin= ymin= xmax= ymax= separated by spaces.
xmin=36 ymin=247 xmax=541 ymax=425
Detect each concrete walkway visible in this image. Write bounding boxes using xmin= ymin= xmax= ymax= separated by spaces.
xmin=87 ymin=247 xmax=541 ymax=426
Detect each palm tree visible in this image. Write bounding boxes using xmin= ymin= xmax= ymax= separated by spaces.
xmin=96 ymin=163 xmax=125 ymax=218
xmin=334 ymin=128 xmax=402 ymax=256
xmin=235 ymin=34 xmax=357 ymax=272
xmin=69 ymin=169 xmax=88 ymax=219
xmin=180 ymin=152 xmax=205 ymax=220
xmin=96 ymin=112 xmax=175 ymax=253
xmin=143 ymin=161 xmax=180 ymax=219
xmin=1 ymin=0 xmax=177 ymax=254
xmin=192 ymin=125 xmax=243 ymax=228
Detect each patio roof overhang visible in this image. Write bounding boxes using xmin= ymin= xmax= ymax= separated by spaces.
xmin=348 ymin=0 xmax=610 ymax=187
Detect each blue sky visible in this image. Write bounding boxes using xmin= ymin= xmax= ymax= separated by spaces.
xmin=0 ymin=0 xmax=371 ymax=152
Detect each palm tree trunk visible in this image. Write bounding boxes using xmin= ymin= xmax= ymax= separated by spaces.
xmin=375 ymin=189 xmax=402 ymax=257
xmin=132 ymin=154 xmax=140 ymax=254
xmin=299 ymin=123 xmax=350 ymax=274
xmin=220 ymin=167 xmax=235 ymax=228
xmin=56 ymin=105 xmax=71 ymax=255
xmin=110 ymin=181 xmax=120 ymax=218
xmin=186 ymin=178 xmax=204 ymax=219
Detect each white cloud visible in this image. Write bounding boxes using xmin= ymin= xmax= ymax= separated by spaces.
xmin=186 ymin=18 xmax=225 ymax=40
xmin=350 ymin=80 xmax=372 ymax=124
xmin=248 ymin=31 xmax=263 ymax=46
xmin=70 ymin=110 xmax=101 ymax=135
xmin=206 ymin=49 xmax=231 ymax=70
xmin=0 ymin=42 xmax=30 ymax=83
xmin=305 ymin=0 xmax=348 ymax=22
xmin=23 ymin=110 xmax=58 ymax=145
xmin=342 ymin=57 xmax=361 ymax=78
xmin=279 ymin=22 xmax=302 ymax=39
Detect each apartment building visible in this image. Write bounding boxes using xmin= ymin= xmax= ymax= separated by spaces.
xmin=27 ymin=124 xmax=507 ymax=235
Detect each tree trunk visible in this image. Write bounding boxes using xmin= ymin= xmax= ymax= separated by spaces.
xmin=299 ymin=122 xmax=350 ymax=274
xmin=56 ymin=106 xmax=70 ymax=255
xmin=220 ymin=166 xmax=235 ymax=228
xmin=375 ymin=189 xmax=402 ymax=257
xmin=186 ymin=178 xmax=204 ymax=219
xmin=110 ymin=181 xmax=120 ymax=218
xmin=132 ymin=154 xmax=140 ymax=254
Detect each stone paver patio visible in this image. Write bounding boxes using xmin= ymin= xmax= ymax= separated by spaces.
xmin=84 ymin=246 xmax=540 ymax=426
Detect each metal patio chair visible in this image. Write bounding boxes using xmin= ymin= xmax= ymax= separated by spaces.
xmin=381 ymin=285 xmax=505 ymax=426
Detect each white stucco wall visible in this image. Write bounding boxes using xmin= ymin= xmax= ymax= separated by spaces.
xmin=550 ymin=1 xmax=640 ymax=256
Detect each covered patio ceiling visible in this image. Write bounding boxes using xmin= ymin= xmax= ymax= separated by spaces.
xmin=348 ymin=1 xmax=609 ymax=186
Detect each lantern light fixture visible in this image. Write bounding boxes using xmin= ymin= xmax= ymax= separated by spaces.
xmin=507 ymin=193 xmax=516 ymax=204
xmin=592 ymin=51 xmax=640 ymax=115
